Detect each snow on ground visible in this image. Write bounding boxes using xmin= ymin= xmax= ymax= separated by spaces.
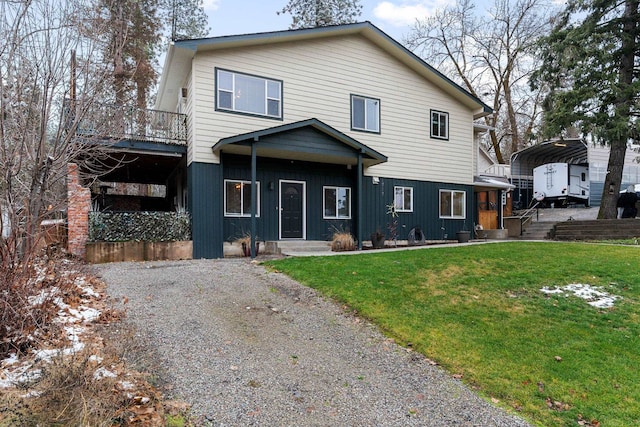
xmin=540 ymin=283 xmax=621 ymax=308
xmin=1 ymin=268 xmax=104 ymax=388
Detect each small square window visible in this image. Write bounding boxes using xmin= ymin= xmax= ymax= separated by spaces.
xmin=224 ymin=180 xmax=260 ymax=217
xmin=439 ymin=189 xmax=466 ymax=219
xmin=393 ymin=186 xmax=413 ymax=212
xmin=323 ymin=186 xmax=351 ymax=219
xmin=431 ymin=110 xmax=449 ymax=140
xmin=351 ymin=95 xmax=380 ymax=133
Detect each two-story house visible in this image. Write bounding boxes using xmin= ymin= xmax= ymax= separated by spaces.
xmin=155 ymin=22 xmax=492 ymax=258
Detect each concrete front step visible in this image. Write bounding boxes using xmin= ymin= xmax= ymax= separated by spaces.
xmin=272 ymin=240 xmax=332 ymax=255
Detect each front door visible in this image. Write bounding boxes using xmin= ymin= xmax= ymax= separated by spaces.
xmin=280 ymin=181 xmax=305 ymax=239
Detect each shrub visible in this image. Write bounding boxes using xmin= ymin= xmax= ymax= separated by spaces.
xmin=331 ymin=231 xmax=355 ymax=251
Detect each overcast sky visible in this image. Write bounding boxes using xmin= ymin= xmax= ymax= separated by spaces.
xmin=201 ymin=0 xmax=458 ymax=42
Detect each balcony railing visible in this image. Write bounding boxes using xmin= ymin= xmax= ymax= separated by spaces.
xmin=65 ymin=100 xmax=187 ymax=145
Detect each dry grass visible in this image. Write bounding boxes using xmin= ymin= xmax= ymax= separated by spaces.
xmin=331 ymin=231 xmax=356 ymax=251
xmin=0 ymin=248 xmax=194 ymax=426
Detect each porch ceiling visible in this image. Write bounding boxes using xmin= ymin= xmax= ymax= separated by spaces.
xmin=212 ymin=118 xmax=388 ymax=167
xmin=95 ymin=150 xmax=185 ymax=185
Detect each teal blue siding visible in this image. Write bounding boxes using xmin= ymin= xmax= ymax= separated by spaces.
xmin=360 ymin=177 xmax=474 ymax=241
xmin=188 ymin=162 xmax=223 ymax=258
xmin=189 ymin=156 xmax=474 ymax=259
xmin=222 ymin=155 xmax=354 ymax=242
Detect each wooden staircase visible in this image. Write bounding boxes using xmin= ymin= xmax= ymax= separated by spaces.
xmin=552 ymin=219 xmax=640 ymax=241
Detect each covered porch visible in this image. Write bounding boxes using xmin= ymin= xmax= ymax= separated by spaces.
xmin=212 ymin=118 xmax=387 ymax=257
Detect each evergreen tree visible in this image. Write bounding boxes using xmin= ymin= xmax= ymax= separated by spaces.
xmin=160 ymin=0 xmax=210 ymax=40
xmin=278 ymin=0 xmax=362 ymax=29
xmin=533 ymin=0 xmax=640 ymax=218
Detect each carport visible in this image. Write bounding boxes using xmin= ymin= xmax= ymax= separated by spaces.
xmin=510 ymin=139 xmax=588 ymax=208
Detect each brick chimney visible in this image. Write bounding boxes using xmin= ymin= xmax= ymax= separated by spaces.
xmin=66 ymin=163 xmax=90 ymax=258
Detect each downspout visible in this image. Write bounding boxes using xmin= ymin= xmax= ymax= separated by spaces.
xmin=357 ymin=151 xmax=363 ymax=250
xmin=251 ymin=137 xmax=258 ymax=259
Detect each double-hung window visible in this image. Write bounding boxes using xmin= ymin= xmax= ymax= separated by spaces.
xmin=394 ymin=186 xmax=413 ymax=212
xmin=323 ymin=186 xmax=351 ymax=219
xmin=431 ymin=110 xmax=449 ymax=139
xmin=351 ymin=94 xmax=380 ymax=133
xmin=439 ymin=189 xmax=466 ymax=218
xmin=216 ymin=68 xmax=282 ymax=119
xmin=224 ymin=180 xmax=260 ymax=217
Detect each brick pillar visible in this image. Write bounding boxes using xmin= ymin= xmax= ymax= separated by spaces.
xmin=67 ymin=163 xmax=91 ymax=258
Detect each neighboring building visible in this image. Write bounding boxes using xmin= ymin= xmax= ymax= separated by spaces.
xmin=155 ymin=22 xmax=492 ymax=258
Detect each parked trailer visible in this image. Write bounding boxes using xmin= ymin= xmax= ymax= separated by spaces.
xmin=533 ymin=163 xmax=590 ymax=207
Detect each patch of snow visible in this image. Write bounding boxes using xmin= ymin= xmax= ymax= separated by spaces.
xmin=80 ymin=286 xmax=100 ymax=298
xmin=120 ymin=380 xmax=135 ymax=390
xmin=94 ymin=367 xmax=117 ymax=380
xmin=540 ymin=287 xmax=564 ymax=295
xmin=68 ymin=306 xmax=101 ymax=323
xmin=28 ymin=287 xmax=60 ymax=306
xmin=2 ymin=353 xmax=19 ymax=366
xmin=540 ymin=283 xmax=621 ymax=308
xmin=0 ymin=363 xmax=42 ymax=388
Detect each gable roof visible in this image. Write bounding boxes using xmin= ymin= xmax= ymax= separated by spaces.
xmin=213 ymin=118 xmax=388 ymax=167
xmin=156 ymin=22 xmax=492 ymax=118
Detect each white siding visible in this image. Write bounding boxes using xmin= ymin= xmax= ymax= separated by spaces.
xmin=191 ymin=35 xmax=475 ymax=184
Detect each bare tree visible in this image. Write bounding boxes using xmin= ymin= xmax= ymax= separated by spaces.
xmin=405 ymin=0 xmax=555 ymax=163
xmin=0 ymin=0 xmax=118 ymax=268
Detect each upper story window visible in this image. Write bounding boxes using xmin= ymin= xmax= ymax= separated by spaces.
xmin=351 ymin=94 xmax=380 ymax=133
xmin=323 ymin=186 xmax=351 ymax=219
xmin=439 ymin=189 xmax=466 ymax=219
xmin=225 ymin=179 xmax=260 ymax=217
xmin=394 ymin=186 xmax=413 ymax=212
xmin=216 ymin=68 xmax=282 ymax=119
xmin=431 ymin=110 xmax=449 ymax=140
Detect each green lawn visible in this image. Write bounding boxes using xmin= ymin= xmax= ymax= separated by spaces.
xmin=263 ymin=242 xmax=640 ymax=427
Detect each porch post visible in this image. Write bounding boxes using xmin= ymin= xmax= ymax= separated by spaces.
xmin=251 ymin=137 xmax=258 ymax=258
xmin=357 ymin=151 xmax=363 ymax=250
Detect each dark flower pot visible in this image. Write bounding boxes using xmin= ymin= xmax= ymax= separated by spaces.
xmin=456 ymin=231 xmax=470 ymax=243
xmin=371 ymin=233 xmax=385 ymax=249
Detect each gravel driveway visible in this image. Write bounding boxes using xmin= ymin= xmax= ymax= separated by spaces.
xmin=96 ymin=259 xmax=532 ymax=427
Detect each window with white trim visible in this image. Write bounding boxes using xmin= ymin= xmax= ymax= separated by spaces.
xmin=323 ymin=186 xmax=351 ymax=219
xmin=216 ymin=69 xmax=282 ymax=119
xmin=394 ymin=186 xmax=413 ymax=212
xmin=351 ymin=94 xmax=380 ymax=133
xmin=439 ymin=189 xmax=466 ymax=218
xmin=224 ymin=180 xmax=260 ymax=217
xmin=431 ymin=110 xmax=449 ymax=139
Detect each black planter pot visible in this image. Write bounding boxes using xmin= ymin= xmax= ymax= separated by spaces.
xmin=456 ymin=231 xmax=470 ymax=243
xmin=371 ymin=233 xmax=385 ymax=249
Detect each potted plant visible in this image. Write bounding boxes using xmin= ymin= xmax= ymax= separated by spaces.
xmin=235 ymin=233 xmax=260 ymax=257
xmin=456 ymin=228 xmax=470 ymax=243
xmin=370 ymin=229 xmax=385 ymax=249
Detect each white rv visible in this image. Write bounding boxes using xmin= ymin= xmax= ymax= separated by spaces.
xmin=533 ymin=163 xmax=590 ymax=207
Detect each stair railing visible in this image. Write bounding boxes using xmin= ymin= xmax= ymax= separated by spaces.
xmin=516 ymin=202 xmax=540 ymax=236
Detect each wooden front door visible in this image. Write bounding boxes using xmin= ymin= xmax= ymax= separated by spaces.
xmin=478 ymin=190 xmax=499 ymax=229
xmin=280 ymin=181 xmax=305 ymax=239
